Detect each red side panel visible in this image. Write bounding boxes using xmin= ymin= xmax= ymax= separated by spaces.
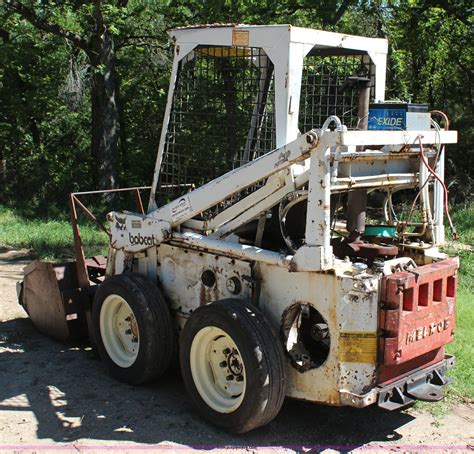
xmin=379 ymin=259 xmax=458 ymax=371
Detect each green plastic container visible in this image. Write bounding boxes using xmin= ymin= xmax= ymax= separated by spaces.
xmin=364 ymin=225 xmax=397 ymax=238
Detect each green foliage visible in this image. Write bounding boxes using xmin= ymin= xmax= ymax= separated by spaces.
xmin=442 ymin=203 xmax=474 ymax=293
xmin=0 ymin=14 xmax=91 ymax=211
xmin=382 ymin=1 xmax=473 ymax=203
xmin=0 ymin=0 xmax=170 ymax=210
xmin=445 ymin=204 xmax=474 ymax=401
xmin=0 ymin=0 xmax=472 ymax=211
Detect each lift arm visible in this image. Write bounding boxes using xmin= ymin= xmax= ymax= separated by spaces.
xmin=109 ymin=129 xmax=457 ymax=255
xmin=109 ymin=131 xmax=320 ymax=252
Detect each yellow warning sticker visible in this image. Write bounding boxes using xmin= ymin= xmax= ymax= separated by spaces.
xmin=339 ymin=332 xmax=377 ymax=363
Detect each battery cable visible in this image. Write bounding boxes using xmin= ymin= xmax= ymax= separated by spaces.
xmin=418 ymin=134 xmax=458 ymax=240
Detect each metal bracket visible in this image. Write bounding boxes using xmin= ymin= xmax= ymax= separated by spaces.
xmin=406 ymin=367 xmax=451 ymax=402
xmin=377 ymin=355 xmax=454 ymax=411
xmin=378 ymin=386 xmax=415 ymax=411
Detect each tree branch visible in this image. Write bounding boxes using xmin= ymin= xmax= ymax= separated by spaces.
xmin=328 ymin=0 xmax=354 ymax=25
xmin=116 ymin=34 xmax=164 ymax=48
xmin=5 ymin=0 xmax=90 ymax=53
xmin=0 ymin=28 xmax=10 ymax=43
xmin=118 ymin=41 xmax=166 ymax=50
xmin=121 ymin=34 xmax=162 ymax=41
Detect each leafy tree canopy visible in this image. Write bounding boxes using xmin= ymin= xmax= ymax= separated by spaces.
xmin=0 ymin=0 xmax=472 ymax=214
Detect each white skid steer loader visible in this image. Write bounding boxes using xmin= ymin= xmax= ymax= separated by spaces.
xmin=19 ymin=24 xmax=459 ymax=434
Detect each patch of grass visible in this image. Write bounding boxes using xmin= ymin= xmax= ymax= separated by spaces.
xmin=451 ymin=203 xmax=474 ymax=245
xmin=446 ymin=287 xmax=474 ymax=401
xmin=0 ymin=205 xmax=108 ymax=260
xmin=416 ymin=286 xmax=474 ymax=415
xmin=446 ymin=204 xmax=474 ymax=401
xmin=443 ymin=204 xmax=474 ymax=293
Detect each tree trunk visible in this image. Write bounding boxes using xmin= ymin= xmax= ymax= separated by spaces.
xmin=6 ymin=0 xmax=121 ymax=193
xmin=90 ymin=29 xmax=119 ymax=191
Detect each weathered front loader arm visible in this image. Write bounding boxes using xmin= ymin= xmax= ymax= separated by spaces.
xmin=109 ymin=128 xmax=456 ymax=265
xmin=109 ymin=130 xmax=320 ymax=252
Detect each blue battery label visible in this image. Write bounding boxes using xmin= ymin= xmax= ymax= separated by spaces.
xmin=368 ymin=108 xmax=406 ymax=130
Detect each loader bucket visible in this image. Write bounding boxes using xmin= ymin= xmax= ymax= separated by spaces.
xmin=19 ymin=258 xmax=105 ymax=342
xmin=17 ymin=187 xmax=144 ymax=343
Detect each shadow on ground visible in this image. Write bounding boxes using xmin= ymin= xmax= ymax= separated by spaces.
xmin=0 ymin=317 xmax=414 ymax=449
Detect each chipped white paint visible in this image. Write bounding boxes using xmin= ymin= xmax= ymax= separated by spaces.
xmin=157 ymin=244 xmax=253 ymax=329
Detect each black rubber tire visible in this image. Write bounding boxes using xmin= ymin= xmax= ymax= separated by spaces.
xmin=180 ymin=299 xmax=287 ymax=434
xmin=92 ymin=273 xmax=175 ymax=385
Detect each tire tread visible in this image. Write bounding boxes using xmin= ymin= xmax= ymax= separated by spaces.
xmin=180 ymin=298 xmax=287 ymax=433
xmin=92 ymin=273 xmax=175 ymax=384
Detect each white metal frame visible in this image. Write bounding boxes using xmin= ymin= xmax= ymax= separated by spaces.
xmin=148 ymin=24 xmax=389 ymax=211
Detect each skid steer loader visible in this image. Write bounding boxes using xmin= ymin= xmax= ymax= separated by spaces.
xmin=19 ymin=24 xmax=459 ymax=434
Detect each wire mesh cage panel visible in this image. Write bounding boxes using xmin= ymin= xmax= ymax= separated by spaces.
xmin=159 ymin=46 xmax=276 ymax=204
xmin=299 ymin=52 xmax=375 ymax=132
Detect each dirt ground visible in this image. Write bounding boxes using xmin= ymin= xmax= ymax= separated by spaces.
xmin=0 ymin=259 xmax=473 ymax=453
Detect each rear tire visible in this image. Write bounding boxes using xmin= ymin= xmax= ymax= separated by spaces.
xmin=92 ymin=273 xmax=175 ymax=384
xmin=180 ymin=299 xmax=287 ymax=433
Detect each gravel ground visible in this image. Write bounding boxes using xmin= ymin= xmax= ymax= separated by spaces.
xmin=0 ymin=258 xmax=473 ymax=453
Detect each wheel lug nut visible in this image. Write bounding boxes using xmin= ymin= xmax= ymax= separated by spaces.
xmin=125 ymin=329 xmax=132 ymax=335
xmin=223 ymin=348 xmax=231 ymax=355
xmin=226 ymin=375 xmax=234 ymax=381
xmin=219 ymin=361 xmax=227 ymax=368
xmin=236 ymin=375 xmax=244 ymax=382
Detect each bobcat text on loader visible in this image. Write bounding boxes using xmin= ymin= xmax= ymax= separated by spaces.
xmin=19 ymin=24 xmax=459 ymax=434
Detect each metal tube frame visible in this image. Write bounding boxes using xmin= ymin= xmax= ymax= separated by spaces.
xmin=70 ymin=187 xmax=150 ymax=288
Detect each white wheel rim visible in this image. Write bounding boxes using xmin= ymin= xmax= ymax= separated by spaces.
xmin=190 ymin=326 xmax=246 ymax=414
xmin=99 ymin=294 xmax=139 ymax=368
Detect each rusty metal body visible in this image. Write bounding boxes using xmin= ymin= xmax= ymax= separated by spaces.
xmin=156 ymin=240 xmax=457 ymax=408
xmin=380 ymin=259 xmax=457 ymax=368
xmin=19 ymin=25 xmax=459 ymax=415
xmin=18 ymin=188 xmax=146 ymax=342
xmin=19 ymin=259 xmax=100 ymax=342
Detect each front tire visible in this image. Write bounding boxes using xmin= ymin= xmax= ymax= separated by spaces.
xmin=180 ymin=299 xmax=287 ymax=433
xmin=92 ymin=273 xmax=175 ymax=384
